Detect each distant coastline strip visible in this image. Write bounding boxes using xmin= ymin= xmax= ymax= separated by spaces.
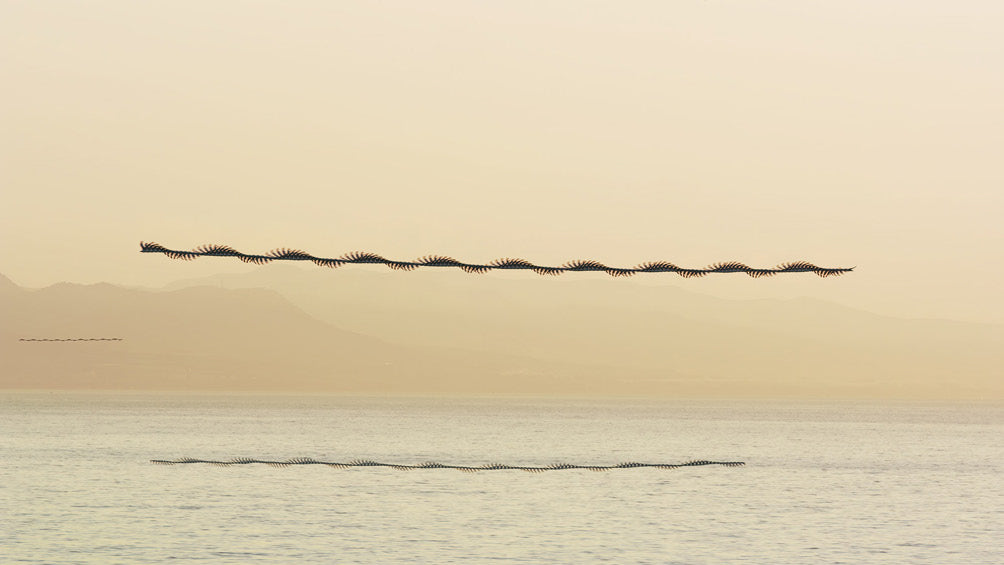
xmin=150 ymin=458 xmax=745 ymax=472
xmin=19 ymin=338 xmax=123 ymax=342
xmin=140 ymin=242 xmax=853 ymax=278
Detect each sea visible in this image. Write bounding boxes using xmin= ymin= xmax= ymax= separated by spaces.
xmin=1 ymin=393 xmax=1001 ymax=564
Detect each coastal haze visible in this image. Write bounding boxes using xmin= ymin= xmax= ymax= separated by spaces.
xmin=2 ymin=1 xmax=1002 ymax=399
xmin=2 ymin=1 xmax=1002 ymax=325
xmin=3 ymin=3 xmax=1003 ymax=564
xmin=1 ymin=265 xmax=1000 ymax=399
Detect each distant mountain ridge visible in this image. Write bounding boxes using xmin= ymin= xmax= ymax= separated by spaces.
xmin=3 ymin=270 xmax=1001 ymax=398
xmin=0 ymin=275 xmax=586 ymax=393
xmin=162 ymin=265 xmax=1003 ymax=399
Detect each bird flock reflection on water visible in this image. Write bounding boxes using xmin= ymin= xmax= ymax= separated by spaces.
xmin=151 ymin=458 xmax=745 ymax=473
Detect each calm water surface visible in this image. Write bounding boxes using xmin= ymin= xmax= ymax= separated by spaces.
xmin=1 ymin=393 xmax=1001 ymax=564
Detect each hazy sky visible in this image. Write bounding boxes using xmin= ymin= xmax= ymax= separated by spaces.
xmin=3 ymin=1 xmax=1002 ymax=322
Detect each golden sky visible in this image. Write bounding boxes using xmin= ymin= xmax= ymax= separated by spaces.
xmin=3 ymin=1 xmax=1002 ymax=322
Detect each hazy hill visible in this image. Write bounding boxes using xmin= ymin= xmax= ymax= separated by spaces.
xmin=161 ymin=264 xmax=1004 ymax=399
xmin=3 ymin=268 xmax=1000 ymax=398
xmin=0 ymin=275 xmax=590 ymax=393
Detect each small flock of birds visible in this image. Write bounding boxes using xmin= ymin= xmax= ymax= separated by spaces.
xmin=150 ymin=457 xmax=745 ymax=472
xmin=19 ymin=338 xmax=123 ymax=342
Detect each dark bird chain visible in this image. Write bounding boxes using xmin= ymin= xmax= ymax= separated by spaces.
xmin=141 ymin=242 xmax=852 ymax=278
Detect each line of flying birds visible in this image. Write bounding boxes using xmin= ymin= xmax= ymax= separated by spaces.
xmin=141 ymin=242 xmax=854 ymax=278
